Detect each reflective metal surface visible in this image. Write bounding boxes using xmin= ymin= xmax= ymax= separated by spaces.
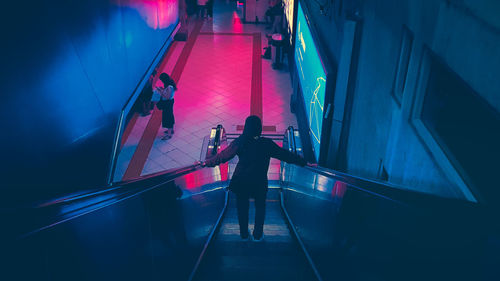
xmin=280 ymin=127 xmax=490 ymax=281
xmin=281 ymin=163 xmax=490 ymax=281
xmin=193 ymin=189 xmax=318 ymax=281
xmin=2 ymin=166 xmax=227 ymax=281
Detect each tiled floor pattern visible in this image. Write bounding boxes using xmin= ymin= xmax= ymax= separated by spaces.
xmin=201 ymin=2 xmax=298 ymax=132
xmin=142 ymin=31 xmax=254 ymax=176
xmin=117 ymin=0 xmax=298 ymax=179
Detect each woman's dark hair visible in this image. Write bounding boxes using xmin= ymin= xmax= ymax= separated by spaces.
xmin=236 ymin=115 xmax=262 ymax=151
xmin=159 ymin=72 xmax=177 ymax=90
xmin=242 ymin=115 xmax=262 ymax=138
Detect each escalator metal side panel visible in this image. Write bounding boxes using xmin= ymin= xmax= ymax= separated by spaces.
xmin=280 ymin=163 xmax=487 ymax=281
xmin=2 ymin=168 xmax=228 ymax=281
xmin=187 ymin=190 xmax=228 ymax=281
xmin=280 ymin=187 xmax=323 ymax=281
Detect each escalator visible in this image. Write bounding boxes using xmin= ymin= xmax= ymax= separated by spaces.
xmin=192 ymin=126 xmax=489 ymax=281
xmin=192 ymin=188 xmax=317 ymax=281
xmin=3 ymin=126 xmax=494 ymax=281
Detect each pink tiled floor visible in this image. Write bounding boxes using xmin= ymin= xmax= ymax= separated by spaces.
xmin=176 ymin=33 xmax=254 ymax=131
xmin=116 ymin=0 xmax=298 ymax=179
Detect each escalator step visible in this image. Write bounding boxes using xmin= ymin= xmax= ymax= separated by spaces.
xmin=193 ymin=190 xmax=316 ymax=281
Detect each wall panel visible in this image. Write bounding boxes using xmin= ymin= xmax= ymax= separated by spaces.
xmin=0 ymin=0 xmax=179 ymax=205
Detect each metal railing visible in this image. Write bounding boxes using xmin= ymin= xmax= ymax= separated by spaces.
xmin=17 ymin=123 xmax=227 ymax=240
xmin=281 ymin=126 xmax=479 ymax=206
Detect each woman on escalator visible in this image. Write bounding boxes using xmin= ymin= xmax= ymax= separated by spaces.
xmin=204 ymin=115 xmax=308 ymax=241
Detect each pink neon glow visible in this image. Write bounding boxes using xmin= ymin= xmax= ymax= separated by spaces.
xmin=115 ymin=0 xmax=178 ymax=30
xmin=183 ymin=172 xmax=198 ymax=189
xmin=219 ymin=162 xmax=229 ymax=182
xmin=232 ymin=12 xmax=243 ymax=33
xmin=332 ymin=181 xmax=347 ymax=198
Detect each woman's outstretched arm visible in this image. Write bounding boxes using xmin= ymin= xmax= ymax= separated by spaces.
xmin=205 ymin=141 xmax=239 ymax=167
xmin=268 ymin=139 xmax=307 ymax=166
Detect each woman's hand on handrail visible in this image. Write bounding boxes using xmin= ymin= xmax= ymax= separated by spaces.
xmin=194 ymin=161 xmax=207 ymax=167
xmin=306 ymin=162 xmax=318 ymax=168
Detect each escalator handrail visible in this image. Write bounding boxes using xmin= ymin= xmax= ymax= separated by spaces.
xmin=13 ymin=163 xmax=205 ymax=240
xmin=37 ymin=124 xmax=228 ymax=209
xmin=299 ymin=165 xmax=406 ymax=204
xmin=301 ymin=161 xmax=476 ymax=206
xmin=283 ymin=127 xmax=477 ymax=206
xmin=287 ymin=126 xmax=297 ymax=154
xmin=16 ymin=125 xmax=228 ymax=239
xmin=286 ymin=158 xmax=479 ymax=207
xmin=36 ymin=163 xmax=203 ymax=208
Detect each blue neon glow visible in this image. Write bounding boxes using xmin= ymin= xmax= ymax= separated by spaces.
xmin=39 ymin=0 xmax=179 ymax=144
xmin=294 ymin=2 xmax=327 ymax=161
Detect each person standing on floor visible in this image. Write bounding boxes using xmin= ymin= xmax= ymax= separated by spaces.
xmin=197 ymin=0 xmax=208 ymax=18
xmin=206 ymin=0 xmax=213 ymax=19
xmin=204 ymin=115 xmax=308 ymax=241
xmin=156 ymin=73 xmax=177 ymax=140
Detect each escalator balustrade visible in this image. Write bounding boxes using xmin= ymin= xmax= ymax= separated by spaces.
xmin=2 ymin=125 xmax=493 ymax=281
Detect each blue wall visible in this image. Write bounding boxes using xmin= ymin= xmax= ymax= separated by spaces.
xmin=0 ymin=0 xmax=178 ymax=205
xmin=302 ymin=0 xmax=500 ymax=202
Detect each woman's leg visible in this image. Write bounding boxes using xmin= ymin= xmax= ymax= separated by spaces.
xmin=161 ymin=109 xmax=172 ymax=139
xmin=168 ymin=100 xmax=175 ymax=135
xmin=236 ymin=193 xmax=250 ymax=239
xmin=253 ymin=191 xmax=267 ymax=240
xmin=170 ymin=100 xmax=175 ymax=134
xmin=161 ymin=108 xmax=167 ymax=129
xmin=207 ymin=1 xmax=213 ymax=18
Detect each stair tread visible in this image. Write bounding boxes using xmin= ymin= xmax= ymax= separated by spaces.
xmin=194 ymin=190 xmax=316 ymax=281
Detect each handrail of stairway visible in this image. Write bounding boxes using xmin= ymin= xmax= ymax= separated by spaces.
xmin=37 ymin=163 xmax=204 ymax=208
xmin=37 ymin=123 xmax=227 ymax=210
xmin=300 ymin=165 xmax=409 ymax=204
xmin=12 ymin=163 xmax=204 ymax=240
xmin=283 ymin=127 xmax=478 ymax=207
xmin=301 ymin=160 xmax=479 ymax=207
xmin=13 ymin=124 xmax=228 ymax=239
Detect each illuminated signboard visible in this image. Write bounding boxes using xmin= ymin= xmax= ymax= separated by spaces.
xmin=284 ymin=0 xmax=294 ymax=37
xmin=294 ymin=2 xmax=327 ymax=161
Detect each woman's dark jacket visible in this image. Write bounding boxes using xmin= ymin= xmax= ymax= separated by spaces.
xmin=205 ymin=135 xmax=306 ymax=194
